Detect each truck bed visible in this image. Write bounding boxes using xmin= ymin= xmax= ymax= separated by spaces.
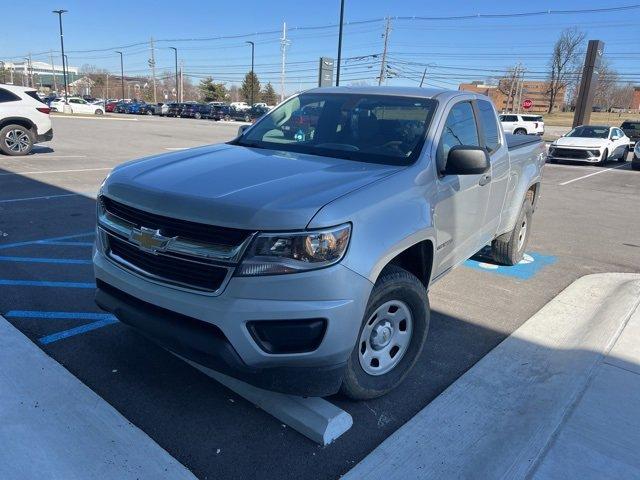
xmin=506 ymin=133 xmax=543 ymax=151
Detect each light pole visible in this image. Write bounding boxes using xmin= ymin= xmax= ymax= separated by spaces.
xmin=336 ymin=0 xmax=345 ymax=86
xmin=52 ymin=9 xmax=68 ymax=101
xmin=246 ymin=41 xmax=255 ymax=107
xmin=169 ymin=47 xmax=178 ymax=102
xmin=115 ymin=51 xmax=124 ymax=101
xmin=0 ymin=61 xmax=5 ymax=83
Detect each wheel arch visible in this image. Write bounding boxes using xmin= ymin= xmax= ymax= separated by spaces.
xmin=383 ymin=239 xmax=434 ymax=289
xmin=0 ymin=117 xmax=37 ymax=134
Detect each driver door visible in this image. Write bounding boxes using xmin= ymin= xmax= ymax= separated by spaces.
xmin=433 ymin=101 xmax=492 ymax=277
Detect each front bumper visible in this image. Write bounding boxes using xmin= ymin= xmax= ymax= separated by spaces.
xmin=93 ymin=248 xmax=373 ymax=395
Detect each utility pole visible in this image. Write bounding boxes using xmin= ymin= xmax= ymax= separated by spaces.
xmin=27 ymin=53 xmax=34 ymax=88
xmin=378 ymin=17 xmax=392 ymax=86
xmin=169 ymin=47 xmax=178 ymax=102
xmin=49 ymin=50 xmax=58 ymax=92
xmin=246 ymin=41 xmax=255 ymax=107
xmin=52 ymin=10 xmax=69 ymax=102
xmin=516 ymin=65 xmax=526 ymax=113
xmin=419 ymin=67 xmax=427 ymax=87
xmin=115 ymin=51 xmax=124 ymax=101
xmin=180 ymin=60 xmax=184 ymax=102
xmin=505 ymin=65 xmax=518 ymax=112
xmin=573 ymin=40 xmax=605 ymax=128
xmin=149 ymin=37 xmax=157 ymax=103
xmin=280 ymin=22 xmax=290 ymax=102
xmin=336 ymin=0 xmax=345 ymax=86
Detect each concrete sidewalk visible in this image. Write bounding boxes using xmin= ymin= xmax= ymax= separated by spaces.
xmin=345 ymin=273 xmax=640 ymax=480
xmin=0 ymin=315 xmax=196 ymax=480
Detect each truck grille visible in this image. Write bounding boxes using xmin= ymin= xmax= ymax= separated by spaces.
xmin=108 ymin=235 xmax=229 ymax=292
xmin=101 ymin=196 xmax=250 ymax=246
xmin=98 ymin=196 xmax=254 ymax=294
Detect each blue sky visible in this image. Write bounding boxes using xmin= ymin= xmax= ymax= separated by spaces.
xmin=2 ymin=0 xmax=639 ymax=93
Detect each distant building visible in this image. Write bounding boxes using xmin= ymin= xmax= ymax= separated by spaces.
xmin=1 ymin=60 xmax=79 ymax=91
xmin=459 ymin=80 xmax=565 ymax=113
xmin=631 ymin=86 xmax=640 ymax=110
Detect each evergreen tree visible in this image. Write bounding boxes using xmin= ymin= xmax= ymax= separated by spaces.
xmin=198 ymin=77 xmax=228 ymax=102
xmin=261 ymin=82 xmax=278 ymax=105
xmin=240 ymin=71 xmax=261 ymax=105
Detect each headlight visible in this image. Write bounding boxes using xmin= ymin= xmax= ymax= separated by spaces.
xmin=237 ymin=224 xmax=351 ymax=276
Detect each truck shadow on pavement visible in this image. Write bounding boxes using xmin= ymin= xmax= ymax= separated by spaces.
xmin=0 ymin=169 xmax=550 ymax=480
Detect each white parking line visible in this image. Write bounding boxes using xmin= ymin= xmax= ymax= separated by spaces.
xmin=52 ymin=115 xmax=138 ymax=122
xmin=0 ymin=193 xmax=79 ymax=203
xmin=0 ymin=167 xmax=111 ymax=177
xmin=164 ymin=147 xmax=189 ymax=151
xmin=559 ymin=163 xmax=629 ymax=186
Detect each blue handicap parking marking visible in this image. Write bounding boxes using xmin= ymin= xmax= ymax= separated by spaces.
xmin=5 ymin=310 xmax=118 ymax=345
xmin=464 ymin=251 xmax=557 ymax=280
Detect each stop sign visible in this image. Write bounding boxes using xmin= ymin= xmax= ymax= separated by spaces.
xmin=522 ymin=98 xmax=533 ymax=110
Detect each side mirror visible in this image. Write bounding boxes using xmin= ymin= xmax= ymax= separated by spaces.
xmin=445 ymin=146 xmax=490 ymax=175
xmin=237 ymin=124 xmax=250 ymax=136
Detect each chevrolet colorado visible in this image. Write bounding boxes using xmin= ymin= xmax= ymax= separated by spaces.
xmin=94 ymin=87 xmax=545 ymax=399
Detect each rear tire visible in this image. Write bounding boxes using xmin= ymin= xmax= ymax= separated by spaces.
xmin=194 ymin=112 xmax=202 ymax=119
xmin=340 ymin=265 xmax=429 ymax=400
xmin=491 ymin=199 xmax=533 ymax=265
xmin=514 ymin=128 xmax=527 ymax=135
xmin=0 ymin=124 xmax=34 ymax=156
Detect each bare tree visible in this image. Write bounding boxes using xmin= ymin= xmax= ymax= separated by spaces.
xmin=546 ymin=27 xmax=585 ymax=113
xmin=593 ymin=58 xmax=619 ymax=110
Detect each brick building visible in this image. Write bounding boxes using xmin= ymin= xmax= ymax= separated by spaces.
xmin=631 ymin=86 xmax=640 ymax=110
xmin=459 ymin=80 xmax=565 ymax=113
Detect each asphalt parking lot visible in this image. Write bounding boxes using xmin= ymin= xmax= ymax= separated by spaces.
xmin=1 ymin=115 xmax=639 ymax=479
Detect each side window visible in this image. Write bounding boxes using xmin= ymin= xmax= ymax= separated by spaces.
xmin=477 ymin=100 xmax=500 ymax=153
xmin=437 ymin=102 xmax=480 ymax=172
xmin=0 ymin=88 xmax=20 ymax=103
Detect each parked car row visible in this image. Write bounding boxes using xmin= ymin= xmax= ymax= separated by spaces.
xmin=162 ymin=102 xmax=270 ymax=122
xmin=499 ymin=114 xmax=545 ymax=135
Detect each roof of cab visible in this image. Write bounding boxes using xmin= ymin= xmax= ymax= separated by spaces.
xmin=304 ymin=85 xmax=478 ymax=102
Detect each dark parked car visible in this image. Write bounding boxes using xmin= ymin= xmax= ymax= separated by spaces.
xmin=621 ymin=121 xmax=640 ymax=146
xmin=166 ymin=102 xmax=190 ymax=117
xmin=105 ymin=101 xmax=118 ymax=112
xmin=114 ymin=101 xmax=129 ymax=113
xmin=181 ymin=103 xmax=214 ymax=119
xmin=282 ymin=104 xmax=321 ymax=137
xmin=228 ymin=105 xmax=270 ymax=122
xmin=211 ymin=105 xmax=231 ymax=121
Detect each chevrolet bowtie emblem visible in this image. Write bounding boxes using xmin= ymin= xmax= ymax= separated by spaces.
xmin=129 ymin=227 xmax=176 ymax=254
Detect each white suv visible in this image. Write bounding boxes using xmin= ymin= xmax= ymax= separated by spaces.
xmin=0 ymin=84 xmax=53 ymax=156
xmin=499 ymin=114 xmax=544 ymax=135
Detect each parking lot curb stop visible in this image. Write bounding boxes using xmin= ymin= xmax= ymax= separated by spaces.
xmin=177 ymin=355 xmax=353 ymax=446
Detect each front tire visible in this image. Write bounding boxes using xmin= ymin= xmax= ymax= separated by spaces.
xmin=340 ymin=265 xmax=429 ymax=400
xmin=0 ymin=124 xmax=34 ymax=156
xmin=95 ymin=109 xmax=104 ymax=115
xmin=491 ymin=198 xmax=533 ymax=265
xmin=194 ymin=112 xmax=202 ymax=119
xmin=599 ymin=149 xmax=608 ymax=165
xmin=618 ymin=147 xmax=628 ymax=162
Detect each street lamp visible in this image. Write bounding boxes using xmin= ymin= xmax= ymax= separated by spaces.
xmin=336 ymin=0 xmax=345 ymax=86
xmin=52 ymin=9 xmax=68 ymax=101
xmin=115 ymin=51 xmax=124 ymax=101
xmin=245 ymin=41 xmax=255 ymax=107
xmin=169 ymin=47 xmax=178 ymax=102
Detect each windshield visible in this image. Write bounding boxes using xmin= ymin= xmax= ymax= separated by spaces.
xmin=621 ymin=122 xmax=640 ymax=130
xmin=566 ymin=126 xmax=609 ymax=139
xmin=232 ymin=93 xmax=437 ymax=165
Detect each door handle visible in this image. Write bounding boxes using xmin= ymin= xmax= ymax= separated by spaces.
xmin=479 ymin=174 xmax=491 ymax=186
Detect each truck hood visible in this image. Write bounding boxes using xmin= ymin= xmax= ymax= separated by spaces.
xmin=553 ymin=137 xmax=608 ymax=148
xmin=102 ymin=143 xmax=402 ymax=230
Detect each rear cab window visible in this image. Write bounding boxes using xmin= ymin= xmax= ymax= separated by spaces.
xmin=477 ymin=100 xmax=501 ymax=153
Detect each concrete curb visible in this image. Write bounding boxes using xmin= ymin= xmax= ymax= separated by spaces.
xmin=0 ymin=315 xmax=196 ymax=480
xmin=344 ymin=273 xmax=640 ymax=480
xmin=177 ymin=355 xmax=353 ymax=446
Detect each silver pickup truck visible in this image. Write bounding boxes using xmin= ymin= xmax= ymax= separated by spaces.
xmin=94 ymin=87 xmax=545 ymax=399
